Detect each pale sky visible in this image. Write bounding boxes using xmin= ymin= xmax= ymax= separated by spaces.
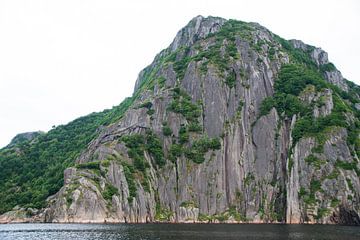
xmin=0 ymin=0 xmax=359 ymax=148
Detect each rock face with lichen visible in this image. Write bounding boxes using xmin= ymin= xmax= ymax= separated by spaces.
xmin=2 ymin=16 xmax=360 ymax=225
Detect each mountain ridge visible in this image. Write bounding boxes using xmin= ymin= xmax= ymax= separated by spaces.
xmin=0 ymin=15 xmax=359 ymax=225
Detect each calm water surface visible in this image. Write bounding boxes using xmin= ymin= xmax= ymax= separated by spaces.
xmin=0 ymin=223 xmax=359 ymax=240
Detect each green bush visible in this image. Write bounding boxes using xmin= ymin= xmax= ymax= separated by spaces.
xmin=320 ymin=63 xmax=336 ymax=73
xmin=162 ymin=125 xmax=173 ymax=136
xmin=330 ymin=198 xmax=340 ymax=208
xmin=292 ymin=96 xmax=348 ymax=144
xmin=347 ymin=122 xmax=360 ymax=157
xmin=274 ymin=93 xmax=308 ymax=117
xmin=274 ymin=65 xmax=326 ymax=95
xmin=310 ymin=179 xmax=322 ymax=193
xmin=344 ymin=79 xmax=360 ymax=104
xmin=335 ymin=160 xmax=358 ymax=171
xmin=259 ymin=64 xmax=324 ymax=118
xmin=259 ymin=63 xmax=353 ymax=147
xmin=225 ymin=70 xmax=236 ymax=88
xmin=101 ymin=159 xmax=111 ymax=168
xmin=121 ymin=131 xmax=165 ymax=169
xmin=185 ymin=149 xmax=205 ymax=163
xmin=147 ymin=109 xmax=155 ymax=115
xmin=141 ymin=176 xmax=151 ymax=193
xmin=168 ymin=88 xmax=202 ymax=122
xmin=268 ymin=47 xmax=275 ymax=59
xmin=188 ymin=122 xmax=202 ymax=132
xmin=299 ymin=187 xmax=307 ymax=198
xmin=179 ymin=126 xmax=189 ymax=144
xmin=180 ymin=200 xmax=198 ymax=208
xmin=304 ymin=154 xmax=326 ymax=169
xmin=121 ymin=134 xmax=147 ymax=172
xmin=237 ymin=100 xmax=244 ymax=113
xmin=173 ymin=56 xmax=191 ymax=80
xmin=315 ymin=208 xmax=330 ymax=220
xmin=102 ymin=184 xmax=119 ymax=201
xmin=75 ymin=161 xmax=100 ymax=170
xmin=227 ymin=44 xmax=238 ymax=58
xmin=346 ymin=178 xmax=354 ymax=191
xmin=259 ymin=97 xmax=275 ymax=116
xmin=133 ymin=156 xmax=147 ymax=172
xmin=326 ymin=169 xmax=340 ymax=180
xmin=122 ymin=164 xmax=137 ymax=203
xmin=302 ymin=179 xmax=322 ymax=205
xmin=145 ymin=131 xmax=165 ymax=167
xmin=198 ymin=213 xmax=213 ymax=222
xmin=185 ymin=137 xmax=221 ymax=164
xmin=155 ymin=202 xmax=173 ymax=221
xmin=157 ymin=77 xmax=166 ymax=88
xmin=209 ymin=138 xmax=221 ymax=150
xmin=291 ymin=117 xmax=313 ymax=143
xmin=169 ymin=144 xmax=183 ymax=162
xmin=244 ymin=173 xmax=255 ymax=185
xmin=121 ymin=134 xmax=145 ymax=148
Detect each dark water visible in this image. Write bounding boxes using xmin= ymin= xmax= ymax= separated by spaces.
xmin=0 ymin=223 xmax=359 ymax=240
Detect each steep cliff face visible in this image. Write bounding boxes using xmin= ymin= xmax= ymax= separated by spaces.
xmin=4 ymin=16 xmax=360 ymax=225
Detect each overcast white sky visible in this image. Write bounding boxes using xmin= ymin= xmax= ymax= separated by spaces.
xmin=0 ymin=0 xmax=359 ymax=147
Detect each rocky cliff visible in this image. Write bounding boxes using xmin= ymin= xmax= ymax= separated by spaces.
xmin=2 ymin=16 xmax=360 ymax=225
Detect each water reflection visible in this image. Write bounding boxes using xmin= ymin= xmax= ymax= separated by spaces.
xmin=0 ymin=223 xmax=359 ymax=240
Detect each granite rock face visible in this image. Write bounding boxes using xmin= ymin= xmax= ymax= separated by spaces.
xmin=38 ymin=16 xmax=360 ymax=224
xmin=0 ymin=206 xmax=44 ymax=223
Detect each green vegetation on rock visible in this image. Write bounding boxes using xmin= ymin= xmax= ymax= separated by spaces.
xmin=259 ymin=63 xmax=358 ymax=153
xmin=122 ymin=163 xmax=137 ymax=203
xmin=168 ymin=87 xmax=202 ymax=122
xmin=185 ymin=137 xmax=221 ymax=164
xmin=320 ymin=63 xmax=336 ymax=73
xmin=164 ymin=20 xmax=250 ymax=82
xmin=168 ymin=144 xmax=183 ymax=162
xmin=300 ymin=179 xmax=323 ymax=206
xmin=121 ymin=131 xmax=165 ymax=169
xmin=180 ymin=200 xmax=198 ymax=208
xmin=225 ymin=70 xmax=236 ymax=88
xmin=179 ymin=126 xmax=190 ymax=144
xmin=155 ymin=203 xmax=173 ymax=221
xmin=162 ymin=123 xmax=173 ymax=136
xmin=121 ymin=134 xmax=147 ymax=171
xmin=0 ymin=97 xmax=133 ymax=213
xmin=273 ymin=35 xmax=317 ymax=68
xmin=145 ymin=130 xmax=165 ymax=167
xmin=316 ymin=208 xmax=330 ymax=220
xmin=75 ymin=161 xmax=100 ymax=170
xmin=188 ymin=122 xmax=202 ymax=132
xmin=335 ymin=160 xmax=360 ymax=176
xmin=102 ymin=184 xmax=119 ymax=201
xmin=260 ymin=64 xmax=325 ymax=118
xmin=304 ymin=154 xmax=326 ymax=169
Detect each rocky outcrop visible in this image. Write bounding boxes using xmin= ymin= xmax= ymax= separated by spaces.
xmin=6 ymin=131 xmax=43 ymax=148
xmin=324 ymin=70 xmax=349 ymax=92
xmin=290 ymin=39 xmax=348 ymax=92
xmin=0 ymin=206 xmax=44 ymax=223
xmin=170 ymin=15 xmax=226 ymax=52
xmin=2 ymin=16 xmax=358 ymax=225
